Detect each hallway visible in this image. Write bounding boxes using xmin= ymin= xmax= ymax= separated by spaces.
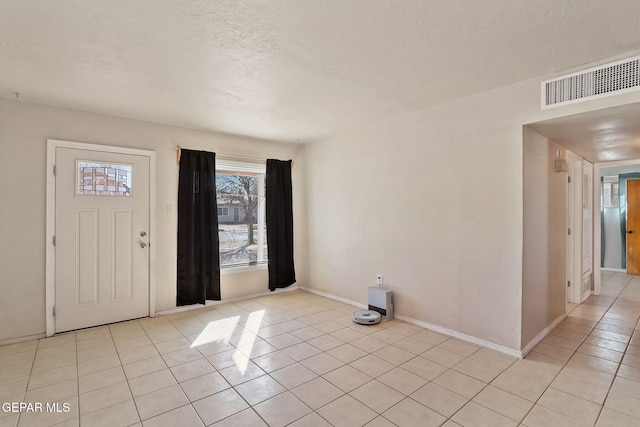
xmin=522 ymin=270 xmax=640 ymax=425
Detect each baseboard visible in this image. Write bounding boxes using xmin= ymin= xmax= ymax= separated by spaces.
xmin=300 ymin=286 xmax=522 ymax=358
xmin=156 ymin=285 xmax=301 ymax=316
xmin=394 ymin=314 xmax=523 ymax=358
xmin=0 ymin=333 xmax=46 ymax=346
xmin=521 ymin=312 xmax=567 ymax=357
xmin=601 ymin=268 xmax=626 ymax=273
xmin=301 ymin=286 xmax=367 ymax=309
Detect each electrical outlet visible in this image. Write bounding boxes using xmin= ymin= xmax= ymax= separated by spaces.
xmin=376 ymin=274 xmax=383 ymax=285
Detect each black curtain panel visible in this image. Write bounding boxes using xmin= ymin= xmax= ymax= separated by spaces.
xmin=177 ymin=149 xmax=221 ymax=305
xmin=266 ymin=159 xmax=296 ymax=291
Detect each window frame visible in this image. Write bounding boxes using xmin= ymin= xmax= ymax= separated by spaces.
xmin=602 ymin=176 xmax=620 ymax=208
xmin=216 ymin=158 xmax=267 ymax=270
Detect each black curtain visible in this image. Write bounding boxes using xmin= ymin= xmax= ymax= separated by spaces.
xmin=177 ymin=149 xmax=221 ymax=305
xmin=266 ymin=159 xmax=296 ymax=291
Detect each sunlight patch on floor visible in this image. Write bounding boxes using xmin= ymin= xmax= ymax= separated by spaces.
xmin=190 ymin=316 xmax=239 ymax=347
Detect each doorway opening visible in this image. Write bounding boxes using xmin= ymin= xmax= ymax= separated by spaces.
xmin=599 ymin=162 xmax=640 ymax=275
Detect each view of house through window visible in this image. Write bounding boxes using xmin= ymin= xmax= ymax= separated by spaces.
xmin=216 ymin=160 xmax=267 ymax=267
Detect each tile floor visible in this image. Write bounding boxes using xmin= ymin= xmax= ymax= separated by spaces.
xmin=1 ymin=271 xmax=640 ymax=426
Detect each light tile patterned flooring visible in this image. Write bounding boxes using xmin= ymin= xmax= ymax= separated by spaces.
xmin=1 ymin=271 xmax=640 ymax=426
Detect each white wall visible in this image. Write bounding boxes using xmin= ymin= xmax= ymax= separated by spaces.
xmin=304 ymin=70 xmax=640 ymax=352
xmin=0 ymin=98 xmax=304 ymax=342
xmin=521 ymin=127 xmax=567 ymax=349
xmin=305 ymin=88 xmax=529 ymax=351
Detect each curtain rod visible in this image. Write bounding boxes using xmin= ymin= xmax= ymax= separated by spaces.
xmin=173 ymin=145 xmax=293 ymax=167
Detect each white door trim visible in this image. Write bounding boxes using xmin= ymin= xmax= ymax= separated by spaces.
xmin=567 ymin=151 xmax=583 ymax=304
xmin=46 ymin=139 xmax=156 ymax=337
xmin=581 ymin=159 xmax=594 ymax=303
xmin=593 ymin=163 xmax=601 ymax=296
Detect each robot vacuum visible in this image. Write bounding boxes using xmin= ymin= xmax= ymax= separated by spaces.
xmin=353 ymin=309 xmax=382 ymax=325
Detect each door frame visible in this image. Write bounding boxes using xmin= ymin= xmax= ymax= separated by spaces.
xmin=625 ymin=179 xmax=640 ymax=274
xmin=593 ymin=163 xmax=601 ymax=296
xmin=46 ymin=139 xmax=157 ymax=337
xmin=566 ymin=151 xmax=583 ymax=304
xmin=594 ymin=158 xmax=640 ymax=293
xmin=582 ymin=159 xmax=594 ymax=302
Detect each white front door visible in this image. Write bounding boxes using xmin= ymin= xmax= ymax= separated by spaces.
xmin=54 ymin=146 xmax=150 ymax=332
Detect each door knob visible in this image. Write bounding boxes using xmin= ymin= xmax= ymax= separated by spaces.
xmin=628 ymin=230 xmax=633 ymax=234
xmin=140 ymin=231 xmax=147 ymax=237
xmin=140 ymin=242 xmax=147 ymax=248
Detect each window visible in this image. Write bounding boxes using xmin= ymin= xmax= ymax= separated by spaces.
xmin=602 ymin=177 xmax=619 ymax=208
xmin=76 ymin=161 xmax=132 ymax=197
xmin=216 ymin=159 xmax=267 ymax=268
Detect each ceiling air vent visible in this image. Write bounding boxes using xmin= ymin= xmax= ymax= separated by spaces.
xmin=542 ymin=55 xmax=640 ymax=109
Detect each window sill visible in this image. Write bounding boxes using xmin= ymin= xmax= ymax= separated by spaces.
xmin=220 ymin=263 xmax=268 ymax=275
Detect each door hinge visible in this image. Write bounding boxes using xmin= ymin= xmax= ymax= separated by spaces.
xmin=568 ymin=228 xmax=571 ymax=236
xmin=53 ymin=165 xmax=56 ymax=176
xmin=567 ymin=281 xmax=571 ymax=288
xmin=53 ymin=235 xmax=56 ymax=246
xmin=53 ymin=306 xmax=56 ymax=317
xmin=568 ymin=176 xmax=571 ymax=183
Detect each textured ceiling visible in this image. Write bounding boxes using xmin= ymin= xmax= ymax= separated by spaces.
xmin=2 ymin=0 xmax=640 ymax=142
xmin=528 ymin=103 xmax=640 ymax=163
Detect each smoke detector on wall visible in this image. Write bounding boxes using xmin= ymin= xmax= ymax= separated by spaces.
xmin=542 ymin=55 xmax=640 ymax=109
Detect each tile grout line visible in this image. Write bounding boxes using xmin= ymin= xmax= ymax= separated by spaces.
xmin=11 ymin=284 xmax=640 ymax=426
xmin=518 ymin=272 xmax=634 ymax=425
xmin=145 ymin=316 xmax=211 ymax=425
xmin=432 ymin=346 xmax=501 ymax=425
xmin=249 ymin=304 xmax=356 ymax=425
xmin=290 ymin=310 xmax=510 ymax=424
xmin=165 ymin=308 xmax=274 ymax=427
xmin=592 ymin=276 xmax=640 ymax=424
xmin=17 ymin=333 xmax=43 ymax=427
xmin=301 ymin=322 xmax=419 ymax=426
xmin=504 ymin=275 xmax=615 ymax=425
xmin=109 ymin=322 xmax=143 ymax=425
xmin=187 ymin=304 xmax=404 ymax=425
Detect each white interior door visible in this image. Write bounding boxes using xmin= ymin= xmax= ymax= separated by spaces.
xmin=566 ymin=151 xmax=583 ymax=304
xmin=582 ymin=160 xmax=594 ymax=301
xmin=54 ymin=146 xmax=150 ymax=332
xmin=566 ymin=155 xmax=575 ymax=305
